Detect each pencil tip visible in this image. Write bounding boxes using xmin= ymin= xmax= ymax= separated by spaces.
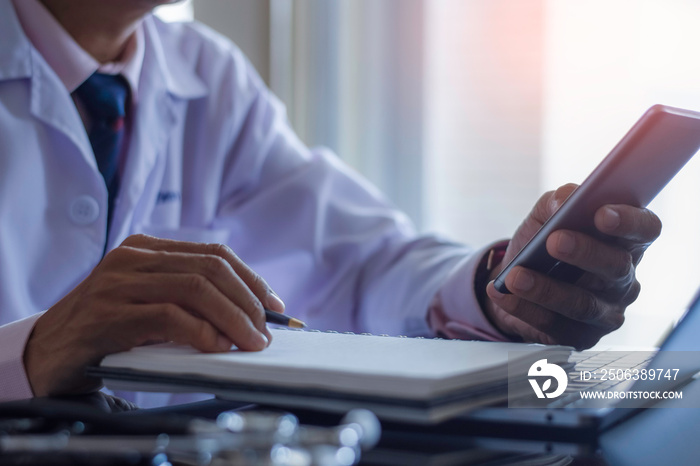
xmin=289 ymin=318 xmax=307 ymax=329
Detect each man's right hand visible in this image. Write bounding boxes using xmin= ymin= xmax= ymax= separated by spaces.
xmin=23 ymin=234 xmax=285 ymax=397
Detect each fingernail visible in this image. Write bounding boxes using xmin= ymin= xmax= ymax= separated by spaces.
xmin=256 ymin=331 xmax=269 ymax=349
xmin=266 ymin=293 xmax=286 ymax=313
xmin=557 ymin=231 xmax=575 ymax=256
xmin=513 ymin=269 xmax=534 ymax=292
xmin=602 ymin=207 xmax=620 ymax=231
xmin=263 ymin=329 xmax=273 ymax=347
xmin=549 ymin=198 xmax=560 ymax=213
xmin=488 ymin=282 xmax=505 ymax=299
xmin=217 ymin=335 xmax=232 ymax=351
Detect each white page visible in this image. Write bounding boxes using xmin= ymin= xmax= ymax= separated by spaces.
xmin=101 ymin=329 xmax=570 ymax=399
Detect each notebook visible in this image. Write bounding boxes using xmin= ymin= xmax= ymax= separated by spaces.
xmin=90 ymin=329 xmax=570 ymax=423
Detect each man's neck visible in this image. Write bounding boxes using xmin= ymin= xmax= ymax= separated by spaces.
xmin=39 ymin=0 xmax=149 ymax=64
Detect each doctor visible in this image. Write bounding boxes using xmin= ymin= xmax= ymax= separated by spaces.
xmin=0 ymin=0 xmax=661 ymax=407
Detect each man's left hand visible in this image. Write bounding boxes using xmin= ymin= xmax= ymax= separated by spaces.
xmin=484 ymin=183 xmax=662 ymax=350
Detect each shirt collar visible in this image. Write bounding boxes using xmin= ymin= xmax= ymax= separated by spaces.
xmin=10 ymin=0 xmax=143 ymax=101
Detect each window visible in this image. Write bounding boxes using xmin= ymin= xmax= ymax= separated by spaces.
xmin=154 ymin=1 xmax=193 ymax=23
xmin=426 ymin=0 xmax=700 ymax=347
xmin=542 ymin=0 xmax=700 ymax=347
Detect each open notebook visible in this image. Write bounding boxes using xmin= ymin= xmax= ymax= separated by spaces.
xmin=90 ymin=328 xmax=571 ymax=423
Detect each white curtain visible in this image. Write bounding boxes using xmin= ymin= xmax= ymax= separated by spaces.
xmin=423 ymin=0 xmax=546 ymax=247
xmin=270 ymin=0 xmax=547 ymax=244
xmin=270 ymin=0 xmax=426 ymax=227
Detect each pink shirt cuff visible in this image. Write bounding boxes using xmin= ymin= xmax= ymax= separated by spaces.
xmin=428 ymin=242 xmax=510 ymax=342
xmin=0 ymin=312 xmax=43 ymax=401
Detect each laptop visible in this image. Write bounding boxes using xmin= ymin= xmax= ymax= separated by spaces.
xmin=462 ymin=287 xmax=700 ymax=433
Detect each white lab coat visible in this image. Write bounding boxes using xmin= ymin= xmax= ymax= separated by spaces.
xmin=0 ymin=2 xmax=482 ymax=406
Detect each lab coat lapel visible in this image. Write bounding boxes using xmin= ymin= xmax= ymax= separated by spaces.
xmin=107 ymin=16 xmax=208 ymax=250
xmin=0 ymin=0 xmax=96 ymax=174
xmin=28 ymin=59 xmax=95 ymax=173
xmin=108 ymin=72 xmax=175 ymax=249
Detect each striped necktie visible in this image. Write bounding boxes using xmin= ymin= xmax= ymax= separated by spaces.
xmin=74 ymin=73 xmax=129 ymax=233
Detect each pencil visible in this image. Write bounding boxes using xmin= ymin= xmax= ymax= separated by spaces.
xmin=265 ymin=309 xmax=307 ymax=329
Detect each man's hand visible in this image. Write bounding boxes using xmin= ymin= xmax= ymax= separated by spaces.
xmin=484 ymin=184 xmax=662 ymax=350
xmin=24 ymin=234 xmax=285 ymax=397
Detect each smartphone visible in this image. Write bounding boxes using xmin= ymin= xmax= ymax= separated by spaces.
xmin=494 ymin=105 xmax=700 ymax=294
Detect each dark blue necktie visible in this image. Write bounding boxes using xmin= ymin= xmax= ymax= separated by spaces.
xmin=74 ymin=73 xmax=129 ymax=232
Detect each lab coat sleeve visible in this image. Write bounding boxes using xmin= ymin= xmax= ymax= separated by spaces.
xmin=0 ymin=312 xmax=43 ymax=401
xmin=202 ymin=42 xmax=508 ymax=338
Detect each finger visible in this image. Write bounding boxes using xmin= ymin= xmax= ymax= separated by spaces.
xmin=573 ymin=270 xmax=642 ymax=306
xmin=200 ymin=242 xmax=285 ymax=314
xmin=545 ymin=230 xmax=634 ymax=284
xmin=488 ymin=281 xmax=579 ymax=337
xmin=486 ymin=282 xmax=604 ymax=350
xmin=533 ymin=183 xmax=578 ymax=223
xmin=104 ymin=245 xmax=269 ymax=337
xmin=126 ymin=273 xmax=269 ymax=351
xmin=121 ymin=235 xmax=285 ymax=313
xmin=550 ymin=183 xmax=578 ymax=210
xmin=529 ymin=184 xmax=578 ymax=225
xmin=594 ymin=205 xmax=662 ymax=244
xmin=117 ymin=237 xmax=277 ymax=337
xmin=484 ymin=293 xmax=559 ymax=345
xmin=499 ymin=266 xmax=625 ymax=331
xmin=130 ymin=303 xmax=234 ymax=353
xmin=507 ymin=184 xmax=580 ymax=253
xmin=214 ymin=244 xmax=286 ymax=313
xmin=125 ymin=248 xmax=268 ymax=334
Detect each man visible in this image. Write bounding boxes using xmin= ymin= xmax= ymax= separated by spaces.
xmin=0 ymin=0 xmax=660 ymax=408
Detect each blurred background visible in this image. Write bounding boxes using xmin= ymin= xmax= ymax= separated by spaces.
xmin=157 ymin=0 xmax=700 ymax=349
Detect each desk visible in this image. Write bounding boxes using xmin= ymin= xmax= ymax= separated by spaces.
xmin=0 ymin=395 xmax=614 ymax=466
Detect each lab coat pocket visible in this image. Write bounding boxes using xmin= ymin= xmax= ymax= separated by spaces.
xmin=136 ymin=226 xmax=230 ymax=244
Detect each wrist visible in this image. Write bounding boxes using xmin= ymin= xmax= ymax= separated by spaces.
xmin=23 ymin=323 xmax=48 ymax=397
xmin=23 ymin=311 xmax=99 ymax=397
xmin=0 ymin=313 xmax=44 ymax=402
xmin=475 ymin=242 xmax=508 ymax=323
xmin=22 ymin=314 xmax=60 ymax=397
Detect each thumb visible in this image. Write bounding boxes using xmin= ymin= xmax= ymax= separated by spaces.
xmin=548 ymin=183 xmax=578 ymax=216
